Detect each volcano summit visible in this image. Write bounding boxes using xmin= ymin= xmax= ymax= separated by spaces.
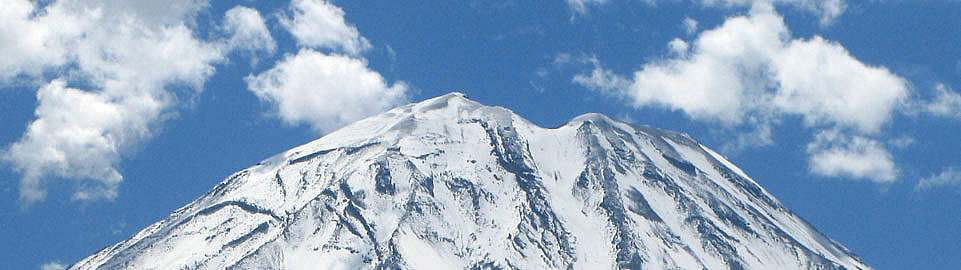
xmin=70 ymin=93 xmax=869 ymax=270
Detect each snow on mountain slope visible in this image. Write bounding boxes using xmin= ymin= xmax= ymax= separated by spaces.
xmin=70 ymin=92 xmax=870 ymax=270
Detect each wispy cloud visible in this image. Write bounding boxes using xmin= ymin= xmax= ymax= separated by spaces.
xmin=887 ymin=136 xmax=915 ymax=150
xmin=682 ymin=17 xmax=699 ymax=35
xmin=40 ymin=261 xmax=66 ymax=270
xmin=924 ymin=83 xmax=961 ymax=119
xmin=565 ymin=0 xmax=609 ymax=16
xmin=647 ymin=0 xmax=846 ymax=26
xmin=917 ymin=167 xmax=961 ymax=192
xmin=807 ymin=130 xmax=898 ymax=183
xmin=573 ymin=56 xmax=631 ymax=95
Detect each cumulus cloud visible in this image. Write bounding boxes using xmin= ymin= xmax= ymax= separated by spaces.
xmin=0 ymin=0 xmax=265 ymax=203
xmin=0 ymin=0 xmax=77 ymax=82
xmin=280 ymin=0 xmax=371 ymax=55
xmin=0 ymin=0 xmax=215 ymax=83
xmin=579 ymin=4 xmax=908 ymax=132
xmin=565 ymin=0 xmax=609 ymax=15
xmin=772 ymin=37 xmax=908 ymax=133
xmin=250 ymin=0 xmax=405 ymax=133
xmin=5 ymin=80 xmax=160 ymax=202
xmin=223 ymin=6 xmax=276 ymax=54
xmin=245 ymin=49 xmax=408 ymax=133
xmin=917 ymin=167 xmax=961 ymax=192
xmin=575 ymin=3 xmax=907 ymax=182
xmin=807 ymin=130 xmax=898 ymax=183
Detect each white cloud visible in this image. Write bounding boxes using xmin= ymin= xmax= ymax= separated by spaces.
xmin=223 ymin=6 xmax=276 ymax=54
xmin=254 ymin=0 xmax=402 ymax=133
xmin=0 ymin=0 xmax=257 ymax=203
xmin=40 ymin=261 xmax=66 ymax=270
xmin=386 ymin=44 xmax=397 ymax=60
xmin=5 ymin=80 xmax=155 ymax=202
xmin=69 ymin=0 xmax=209 ymax=26
xmin=887 ymin=136 xmax=915 ymax=150
xmin=0 ymin=0 xmax=209 ymax=82
xmin=772 ymin=36 xmax=908 ymax=133
xmin=573 ymin=57 xmax=631 ymax=95
xmin=917 ymin=167 xmax=961 ymax=192
xmin=245 ymin=49 xmax=408 ymax=133
xmin=565 ymin=0 xmax=609 ymax=15
xmin=924 ymin=83 xmax=961 ymax=118
xmin=554 ymin=53 xmax=573 ymax=66
xmin=0 ymin=0 xmax=79 ymax=82
xmin=721 ymin=119 xmax=775 ymax=153
xmin=782 ymin=0 xmax=845 ymax=26
xmin=280 ymin=0 xmax=371 ymax=55
xmin=807 ymin=130 xmax=898 ymax=183
xmin=667 ymin=38 xmax=690 ymax=56
xmin=650 ymin=0 xmax=846 ymax=25
xmin=577 ymin=4 xmax=907 ymax=132
xmin=683 ymin=17 xmax=699 ymax=35
xmin=575 ymin=3 xmax=906 ymax=183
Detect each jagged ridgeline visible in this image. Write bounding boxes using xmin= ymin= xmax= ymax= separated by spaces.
xmin=71 ymin=93 xmax=870 ymax=270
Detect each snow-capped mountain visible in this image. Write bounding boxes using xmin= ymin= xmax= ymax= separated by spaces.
xmin=70 ymin=92 xmax=870 ymax=270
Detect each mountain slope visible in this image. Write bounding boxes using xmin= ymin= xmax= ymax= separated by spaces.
xmin=70 ymin=92 xmax=870 ymax=270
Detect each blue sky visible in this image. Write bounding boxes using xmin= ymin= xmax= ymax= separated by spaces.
xmin=1 ymin=0 xmax=959 ymax=269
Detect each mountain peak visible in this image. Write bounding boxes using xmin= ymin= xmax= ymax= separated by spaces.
xmin=70 ymin=93 xmax=870 ymax=270
xmin=410 ymin=91 xmax=478 ymax=113
xmin=566 ymin=112 xmax=633 ymax=131
xmin=569 ymin=112 xmax=613 ymax=124
xmin=444 ymin=91 xmax=468 ymax=98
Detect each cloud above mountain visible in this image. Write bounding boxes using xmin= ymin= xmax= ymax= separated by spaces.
xmin=279 ymin=0 xmax=371 ymax=55
xmin=245 ymin=49 xmax=408 ymax=133
xmin=0 ymin=0 xmax=400 ymax=203
xmin=574 ymin=3 xmax=907 ymax=183
xmin=0 ymin=0 xmax=233 ymax=203
xmin=248 ymin=0 xmax=409 ymax=133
